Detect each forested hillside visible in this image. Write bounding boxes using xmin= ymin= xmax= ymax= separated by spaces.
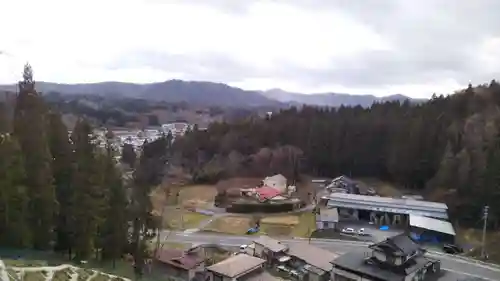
xmin=0 ymin=65 xmax=168 ymax=278
xmin=174 ymin=81 xmax=500 ymax=228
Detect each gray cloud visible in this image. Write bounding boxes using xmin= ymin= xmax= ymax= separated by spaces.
xmin=116 ymin=0 xmax=500 ymax=92
xmin=108 ymin=51 xmax=263 ymax=82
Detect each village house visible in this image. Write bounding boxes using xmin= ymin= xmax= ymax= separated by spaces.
xmin=315 ymin=207 xmax=339 ymax=230
xmin=154 ymin=248 xmax=205 ymax=281
xmin=206 ymin=254 xmax=267 ymax=281
xmin=283 ymin=243 xmax=338 ymax=281
xmin=330 ymin=233 xmax=441 ymax=281
xmin=252 ymin=236 xmax=289 ymax=264
xmin=251 ymin=236 xmax=338 ymax=281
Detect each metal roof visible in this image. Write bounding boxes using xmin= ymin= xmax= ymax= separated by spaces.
xmin=206 ymin=254 xmax=265 ymax=278
xmin=324 ymin=193 xmax=449 ymax=219
xmin=409 ymin=214 xmax=456 ymax=236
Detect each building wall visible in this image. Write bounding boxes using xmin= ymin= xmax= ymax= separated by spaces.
xmin=409 ymin=227 xmax=455 ymax=244
xmin=309 ymin=272 xmax=320 ymax=281
xmin=209 ymin=273 xmax=232 ymax=281
xmin=254 ymin=243 xmax=265 ymax=257
xmin=208 ymin=266 xmax=264 ymax=281
xmin=316 ymin=220 xmax=336 ymax=230
xmin=331 ymin=268 xmax=375 ymax=281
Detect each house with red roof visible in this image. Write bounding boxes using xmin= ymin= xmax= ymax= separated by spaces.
xmin=255 ymin=186 xmax=282 ymax=201
xmin=154 ymin=248 xmax=205 ymax=280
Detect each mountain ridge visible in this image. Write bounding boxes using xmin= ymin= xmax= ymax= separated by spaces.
xmin=0 ymin=80 xmax=422 ymax=108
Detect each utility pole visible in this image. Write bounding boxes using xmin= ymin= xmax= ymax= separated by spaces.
xmin=481 ymin=205 xmax=489 ymax=259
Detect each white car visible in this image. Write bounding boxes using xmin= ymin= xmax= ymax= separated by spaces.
xmin=358 ymin=228 xmax=366 ymax=235
xmin=239 ymin=244 xmax=248 ymax=251
xmin=341 ymin=227 xmax=355 ymax=234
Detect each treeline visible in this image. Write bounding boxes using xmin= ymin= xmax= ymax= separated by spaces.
xmin=0 ymin=65 xmax=169 ymax=277
xmin=174 ymin=81 xmax=500 ymax=228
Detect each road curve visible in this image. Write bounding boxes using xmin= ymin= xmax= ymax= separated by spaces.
xmin=159 ymin=230 xmax=500 ymax=281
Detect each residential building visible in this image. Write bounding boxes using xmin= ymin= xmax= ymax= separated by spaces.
xmin=315 ymin=207 xmax=339 ymax=230
xmin=323 ymin=193 xmax=449 ymax=225
xmin=154 ymin=249 xmax=205 ymax=281
xmin=326 ymin=176 xmax=360 ymax=194
xmin=253 ymin=236 xmax=289 ymax=263
xmin=286 ymin=243 xmax=338 ymax=281
xmin=331 ymin=233 xmax=441 ymax=281
xmin=206 ymin=254 xmax=266 ymax=281
xmin=252 ymin=236 xmax=337 ymax=281
xmin=262 ymin=174 xmax=287 ymax=193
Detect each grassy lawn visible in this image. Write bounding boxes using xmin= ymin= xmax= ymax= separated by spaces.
xmin=260 ymin=212 xmax=316 ymax=237
xmin=163 ymin=210 xmax=210 ymax=230
xmin=151 ymin=184 xmax=218 ymax=211
xmin=457 ymin=228 xmax=500 ymax=263
xmin=205 ymin=212 xmax=316 ymax=238
xmin=204 ymin=215 xmax=253 ymax=235
xmin=291 ymin=212 xmax=316 ymax=237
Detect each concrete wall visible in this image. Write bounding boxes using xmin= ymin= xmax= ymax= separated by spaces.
xmin=316 ymin=221 xmax=336 ymax=230
xmin=331 ymin=268 xmax=374 ymax=281
xmin=254 ymin=243 xmax=265 ymax=258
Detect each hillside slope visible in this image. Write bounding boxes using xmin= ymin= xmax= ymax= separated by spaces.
xmin=0 ymin=81 xmax=423 ymax=108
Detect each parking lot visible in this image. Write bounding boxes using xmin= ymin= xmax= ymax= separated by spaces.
xmin=337 ymin=220 xmax=404 ymax=242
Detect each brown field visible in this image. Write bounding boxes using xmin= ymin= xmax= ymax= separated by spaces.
xmin=204 ymin=216 xmax=254 ymax=235
xmin=457 ymin=228 xmax=500 ymax=263
xmin=261 ymin=216 xmax=300 ymax=226
xmin=151 ymin=184 xmax=218 ymax=212
xmin=205 ymin=212 xmax=316 ymax=238
xmin=163 ymin=209 xmax=210 ymax=230
xmin=178 ymin=185 xmax=218 ymax=208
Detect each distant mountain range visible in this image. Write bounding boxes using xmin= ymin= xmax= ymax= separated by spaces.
xmin=261 ymin=88 xmax=421 ymax=108
xmin=0 ymin=80 xmax=423 ymax=108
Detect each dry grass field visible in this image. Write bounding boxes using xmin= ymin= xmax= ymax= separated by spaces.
xmin=204 ymin=212 xmax=316 ymax=237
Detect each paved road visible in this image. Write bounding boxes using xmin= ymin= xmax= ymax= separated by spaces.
xmin=159 ymin=230 xmax=500 ymax=281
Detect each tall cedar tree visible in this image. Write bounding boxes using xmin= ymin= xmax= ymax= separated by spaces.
xmin=101 ymin=136 xmax=129 ymax=267
xmin=47 ymin=111 xmax=75 ymax=256
xmin=0 ymin=134 xmax=31 ymax=247
xmin=70 ymin=119 xmax=103 ymax=260
xmin=13 ymin=64 xmax=57 ymax=250
xmin=121 ymin=143 xmax=136 ymax=168
xmin=131 ymin=136 xmax=169 ymax=278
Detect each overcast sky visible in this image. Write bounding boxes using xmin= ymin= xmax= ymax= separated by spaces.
xmin=1 ymin=0 xmax=500 ymax=98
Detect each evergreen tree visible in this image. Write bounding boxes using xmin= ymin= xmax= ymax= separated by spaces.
xmin=130 ymin=138 xmax=168 ymax=278
xmin=0 ymin=134 xmax=31 ymax=247
xmin=13 ymin=64 xmax=57 ymax=250
xmin=47 ymin=111 xmax=74 ymax=256
xmin=101 ymin=136 xmax=129 ymax=267
xmin=70 ymin=119 xmax=102 ymax=260
xmin=121 ymin=143 xmax=136 ymax=168
xmin=0 ymin=102 xmax=10 ymax=133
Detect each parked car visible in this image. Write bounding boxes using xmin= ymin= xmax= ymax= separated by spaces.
xmin=357 ymin=228 xmax=367 ymax=236
xmin=443 ymin=244 xmax=464 ymax=255
xmin=341 ymin=227 xmax=355 ymax=234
